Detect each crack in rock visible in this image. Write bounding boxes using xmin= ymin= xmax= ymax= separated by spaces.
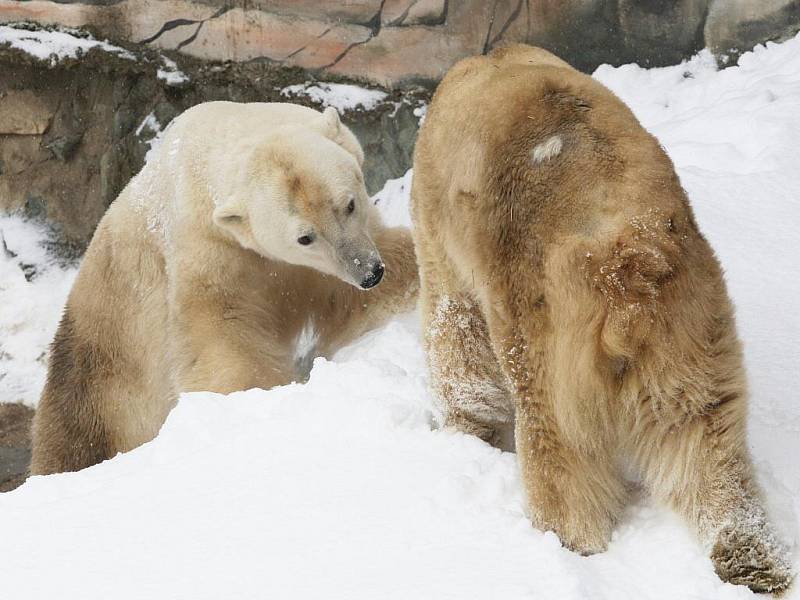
xmin=387 ymin=1 xmax=414 ymax=27
xmin=140 ymin=18 xmax=197 ymax=45
xmin=482 ymin=0 xmax=500 ymax=54
xmin=138 ymin=5 xmax=232 ymax=47
xmin=389 ymin=0 xmax=449 ymax=27
xmin=437 ymin=0 xmax=450 ymax=27
xmin=283 ymin=27 xmax=332 ymax=62
xmin=318 ymin=0 xmax=388 ymax=70
xmin=524 ymin=0 xmax=531 ymax=39
xmin=176 ymin=21 xmax=204 ymax=50
xmin=488 ymin=0 xmax=524 ymax=50
xmin=483 ymin=0 xmax=524 ymax=54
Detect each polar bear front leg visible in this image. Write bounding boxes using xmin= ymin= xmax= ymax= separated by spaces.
xmin=419 ymin=257 xmax=513 ymax=447
xmin=170 ymin=289 xmax=293 ymax=395
xmin=428 ymin=293 xmax=513 ymax=445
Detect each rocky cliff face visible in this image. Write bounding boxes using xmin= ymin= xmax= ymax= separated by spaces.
xmin=1 ymin=0 xmax=798 ymax=87
xmin=0 ymin=31 xmax=426 ymax=249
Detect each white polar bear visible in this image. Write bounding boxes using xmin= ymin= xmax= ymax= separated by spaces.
xmin=31 ymin=102 xmax=419 ymax=475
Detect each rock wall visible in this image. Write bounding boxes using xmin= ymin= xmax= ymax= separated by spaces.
xmin=1 ymin=0 xmax=799 ymax=87
xmin=0 ymin=37 xmax=425 ymax=249
xmin=706 ymin=0 xmax=800 ymax=62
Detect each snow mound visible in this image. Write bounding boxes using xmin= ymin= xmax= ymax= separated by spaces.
xmin=0 ymin=317 xmax=767 ymax=600
xmin=281 ymin=82 xmax=388 ymax=112
xmin=2 ymin=33 xmax=800 ymax=600
xmin=0 ymin=25 xmax=134 ymax=64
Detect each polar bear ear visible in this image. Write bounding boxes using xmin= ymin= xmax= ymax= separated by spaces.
xmin=212 ymin=198 xmax=246 ymax=226
xmin=321 ymin=106 xmax=341 ymax=136
xmin=317 ymin=106 xmax=365 ymax=167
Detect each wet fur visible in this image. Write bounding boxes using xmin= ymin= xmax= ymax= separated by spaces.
xmin=411 ymin=45 xmax=792 ymax=593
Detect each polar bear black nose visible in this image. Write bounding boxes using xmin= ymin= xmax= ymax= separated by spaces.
xmin=360 ymin=263 xmax=384 ymax=289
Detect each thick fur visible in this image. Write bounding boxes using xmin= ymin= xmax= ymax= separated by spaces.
xmin=411 ymin=45 xmax=792 ymax=593
xmin=32 ymin=102 xmax=418 ymax=476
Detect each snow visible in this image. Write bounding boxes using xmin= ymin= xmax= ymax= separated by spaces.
xmin=2 ymin=34 xmax=800 ymax=599
xmin=135 ymin=112 xmax=166 ymax=164
xmin=413 ymin=103 xmax=428 ymax=124
xmin=372 ymin=168 xmax=414 ymax=228
xmin=157 ymin=56 xmax=189 ymax=86
xmin=0 ymin=24 xmax=134 ymax=64
xmin=0 ymin=217 xmax=76 ymax=406
xmin=281 ymin=81 xmax=388 ymax=112
xmin=135 ymin=112 xmax=158 ymax=139
xmin=0 ymin=25 xmax=186 ymax=83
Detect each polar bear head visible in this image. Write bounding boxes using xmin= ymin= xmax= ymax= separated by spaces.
xmin=212 ymin=108 xmax=384 ymax=289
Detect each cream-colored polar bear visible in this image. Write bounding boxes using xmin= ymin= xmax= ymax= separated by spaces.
xmin=412 ymin=45 xmax=792 ymax=593
xmin=31 ymin=102 xmax=418 ymax=475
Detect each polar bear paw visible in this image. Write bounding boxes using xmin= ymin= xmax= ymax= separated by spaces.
xmin=711 ymin=522 xmax=794 ymax=594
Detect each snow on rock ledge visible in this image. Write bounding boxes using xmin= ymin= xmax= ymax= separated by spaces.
xmin=0 ymin=24 xmax=134 ymax=64
xmin=281 ymin=82 xmax=388 ymax=113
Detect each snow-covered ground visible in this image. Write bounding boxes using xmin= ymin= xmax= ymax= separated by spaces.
xmin=1 ymin=34 xmax=799 ymax=600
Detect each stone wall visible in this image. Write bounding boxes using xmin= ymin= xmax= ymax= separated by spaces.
xmin=1 ymin=0 xmax=799 ymax=87
xmin=0 ymin=39 xmax=426 ymax=249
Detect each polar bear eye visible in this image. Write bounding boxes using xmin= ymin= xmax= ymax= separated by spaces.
xmin=297 ymin=234 xmax=314 ymax=246
xmin=346 ymin=198 xmax=355 ymax=215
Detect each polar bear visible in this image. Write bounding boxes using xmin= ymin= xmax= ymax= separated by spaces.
xmin=411 ymin=45 xmax=792 ymax=593
xmin=31 ymin=102 xmax=418 ymax=476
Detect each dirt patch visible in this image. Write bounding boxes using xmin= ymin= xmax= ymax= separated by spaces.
xmin=0 ymin=403 xmax=34 ymax=492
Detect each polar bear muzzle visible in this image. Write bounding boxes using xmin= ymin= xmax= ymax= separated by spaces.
xmin=360 ymin=263 xmax=384 ymax=289
xmin=337 ymin=237 xmax=384 ymax=290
